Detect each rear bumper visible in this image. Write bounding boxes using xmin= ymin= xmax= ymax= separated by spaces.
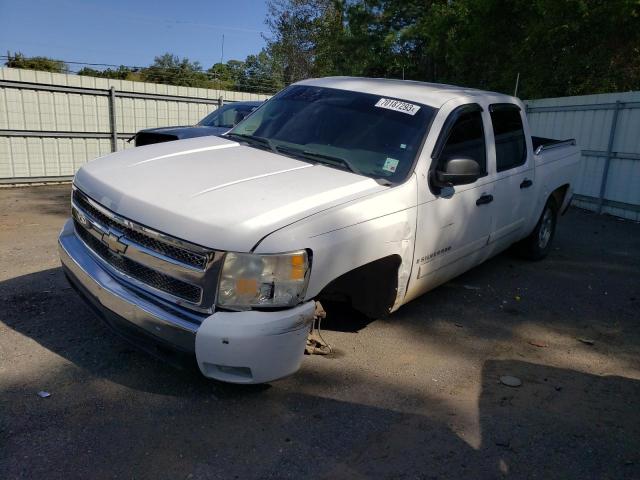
xmin=59 ymin=219 xmax=315 ymax=383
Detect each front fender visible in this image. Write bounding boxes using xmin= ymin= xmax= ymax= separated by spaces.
xmin=254 ymin=176 xmax=418 ymax=312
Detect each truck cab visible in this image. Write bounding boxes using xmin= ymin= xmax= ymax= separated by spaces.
xmin=59 ymin=77 xmax=579 ymax=384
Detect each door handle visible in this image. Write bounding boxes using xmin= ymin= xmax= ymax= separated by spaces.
xmin=476 ymin=194 xmax=493 ymax=206
xmin=520 ymin=179 xmax=533 ymax=189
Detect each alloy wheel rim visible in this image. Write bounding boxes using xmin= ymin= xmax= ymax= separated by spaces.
xmin=538 ymin=208 xmax=553 ymax=249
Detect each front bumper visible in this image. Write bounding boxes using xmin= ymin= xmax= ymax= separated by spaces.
xmin=59 ymin=219 xmax=314 ymax=383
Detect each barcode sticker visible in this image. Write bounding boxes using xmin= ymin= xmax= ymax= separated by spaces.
xmin=375 ymin=98 xmax=421 ymax=115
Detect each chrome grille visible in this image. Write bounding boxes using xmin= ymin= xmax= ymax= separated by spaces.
xmin=73 ymin=190 xmax=207 ymax=269
xmin=74 ymin=220 xmax=202 ymax=303
xmin=71 ymin=187 xmax=223 ymax=313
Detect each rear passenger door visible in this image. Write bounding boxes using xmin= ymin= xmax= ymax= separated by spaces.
xmin=487 ymin=104 xmax=535 ymax=249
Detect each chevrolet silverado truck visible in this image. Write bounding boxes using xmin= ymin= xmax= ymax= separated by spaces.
xmin=59 ymin=77 xmax=579 ymax=384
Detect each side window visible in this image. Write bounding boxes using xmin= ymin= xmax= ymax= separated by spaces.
xmin=490 ymin=104 xmax=526 ymax=172
xmin=439 ymin=109 xmax=487 ymax=175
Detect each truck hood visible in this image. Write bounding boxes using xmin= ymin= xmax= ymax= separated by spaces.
xmin=74 ymin=136 xmax=385 ymax=252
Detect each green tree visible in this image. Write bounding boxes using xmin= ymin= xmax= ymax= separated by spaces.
xmin=265 ymin=0 xmax=344 ymax=83
xmin=5 ymin=52 xmax=69 ymax=73
xmin=241 ymin=50 xmax=285 ymax=93
xmin=140 ymin=53 xmax=211 ymax=88
xmin=77 ymin=65 xmax=138 ymax=80
xmin=208 ymin=60 xmax=247 ymax=90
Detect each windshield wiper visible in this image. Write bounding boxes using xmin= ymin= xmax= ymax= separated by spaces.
xmin=225 ymin=133 xmax=276 ymax=152
xmin=275 ymin=145 xmax=360 ymax=175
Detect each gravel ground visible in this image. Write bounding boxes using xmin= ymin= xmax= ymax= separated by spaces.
xmin=1 ymin=184 xmax=639 ymax=479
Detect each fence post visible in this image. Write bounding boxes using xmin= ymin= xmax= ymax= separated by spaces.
xmin=108 ymin=87 xmax=118 ymax=152
xmin=597 ymin=101 xmax=622 ymax=214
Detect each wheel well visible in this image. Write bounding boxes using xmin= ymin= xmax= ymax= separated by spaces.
xmin=551 ymin=184 xmax=570 ymax=212
xmin=317 ymin=255 xmax=402 ymax=319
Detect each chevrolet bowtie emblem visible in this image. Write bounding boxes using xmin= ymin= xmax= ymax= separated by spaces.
xmin=76 ymin=210 xmax=88 ymax=227
xmin=102 ymin=230 xmax=128 ymax=254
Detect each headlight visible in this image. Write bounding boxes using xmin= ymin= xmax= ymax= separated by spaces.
xmin=216 ymin=250 xmax=310 ymax=309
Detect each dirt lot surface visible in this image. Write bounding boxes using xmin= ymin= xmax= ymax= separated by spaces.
xmin=1 ymin=184 xmax=639 ymax=479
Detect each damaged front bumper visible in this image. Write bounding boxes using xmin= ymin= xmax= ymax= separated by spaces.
xmin=58 ymin=219 xmax=314 ymax=384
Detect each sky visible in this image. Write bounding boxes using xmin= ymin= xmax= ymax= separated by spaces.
xmin=0 ymin=0 xmax=270 ymax=70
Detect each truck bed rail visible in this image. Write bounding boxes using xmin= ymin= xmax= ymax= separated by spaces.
xmin=532 ymin=137 xmax=576 ymax=155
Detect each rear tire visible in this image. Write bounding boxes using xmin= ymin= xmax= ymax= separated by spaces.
xmin=516 ymin=197 xmax=558 ymax=261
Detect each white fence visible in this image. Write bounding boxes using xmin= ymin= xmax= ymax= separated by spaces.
xmin=525 ymin=91 xmax=640 ymax=221
xmin=0 ymin=68 xmax=269 ymax=182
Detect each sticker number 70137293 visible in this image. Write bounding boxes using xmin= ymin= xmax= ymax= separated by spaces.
xmin=374 ymin=98 xmax=421 ymax=116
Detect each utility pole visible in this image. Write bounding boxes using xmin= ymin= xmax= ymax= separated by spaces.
xmin=220 ymin=34 xmax=225 ymax=64
xmin=514 ymin=72 xmax=520 ymax=97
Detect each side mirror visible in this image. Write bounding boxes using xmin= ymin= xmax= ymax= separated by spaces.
xmin=433 ymin=156 xmax=481 ymax=187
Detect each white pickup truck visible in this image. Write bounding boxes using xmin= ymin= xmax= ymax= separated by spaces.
xmin=59 ymin=77 xmax=579 ymax=383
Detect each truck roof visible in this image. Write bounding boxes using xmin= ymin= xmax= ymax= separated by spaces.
xmin=297 ymin=76 xmax=517 ymax=108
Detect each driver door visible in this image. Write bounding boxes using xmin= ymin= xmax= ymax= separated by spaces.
xmin=410 ymin=104 xmax=495 ymax=296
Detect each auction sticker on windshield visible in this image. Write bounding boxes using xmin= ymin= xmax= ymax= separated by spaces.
xmin=383 ymin=157 xmax=399 ymax=173
xmin=375 ymin=98 xmax=421 ymax=115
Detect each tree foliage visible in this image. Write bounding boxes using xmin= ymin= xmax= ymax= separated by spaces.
xmin=242 ymin=50 xmax=285 ymax=92
xmin=265 ymin=0 xmax=343 ymax=83
xmin=264 ymin=0 xmax=640 ymax=98
xmin=138 ymin=53 xmax=210 ymax=87
xmin=77 ymin=66 xmax=139 ymax=80
xmin=5 ymin=52 xmax=69 ymax=74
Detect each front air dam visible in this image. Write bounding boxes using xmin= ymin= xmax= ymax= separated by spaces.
xmin=195 ymin=301 xmax=315 ymax=384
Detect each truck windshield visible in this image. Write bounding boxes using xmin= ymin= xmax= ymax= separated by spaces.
xmin=228 ymin=85 xmax=436 ymax=183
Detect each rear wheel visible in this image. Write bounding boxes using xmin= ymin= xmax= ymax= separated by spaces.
xmin=516 ymin=197 xmax=558 ymax=260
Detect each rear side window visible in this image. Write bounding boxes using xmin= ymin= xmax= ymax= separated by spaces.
xmin=439 ymin=108 xmax=487 ymax=174
xmin=490 ymin=104 xmax=527 ymax=172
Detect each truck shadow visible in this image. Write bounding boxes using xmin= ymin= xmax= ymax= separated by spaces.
xmin=1 ymin=337 xmax=638 ymax=478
